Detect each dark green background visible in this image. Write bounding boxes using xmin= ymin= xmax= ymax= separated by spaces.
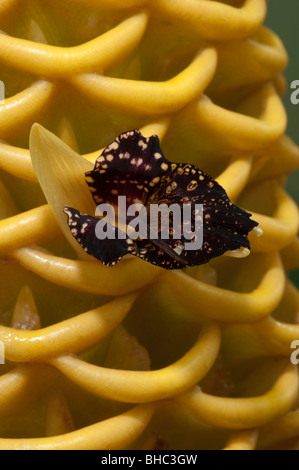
xmin=266 ymin=1 xmax=299 ymax=285
xmin=266 ymin=0 xmax=299 ymax=199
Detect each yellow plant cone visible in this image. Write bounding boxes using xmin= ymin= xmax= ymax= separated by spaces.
xmin=0 ymin=0 xmax=299 ymax=450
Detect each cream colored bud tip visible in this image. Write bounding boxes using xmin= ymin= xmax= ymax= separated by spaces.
xmin=30 ymin=122 xmax=45 ymax=136
xmin=252 ymin=226 xmax=263 ymax=238
xmin=29 ymin=122 xmax=48 ymax=146
xmin=224 ymin=247 xmax=251 ymax=259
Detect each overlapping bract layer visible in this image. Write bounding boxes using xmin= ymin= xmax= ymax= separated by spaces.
xmin=0 ymin=0 xmax=299 ymax=450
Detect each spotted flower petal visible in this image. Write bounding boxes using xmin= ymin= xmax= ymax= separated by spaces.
xmin=64 ymin=206 xmax=129 ymax=266
xmin=64 ymin=206 xmax=186 ymax=269
xmin=85 ymin=129 xmax=170 ymax=208
xmin=148 ymin=163 xmax=259 ymax=266
xmin=65 ymin=130 xmax=259 ymax=269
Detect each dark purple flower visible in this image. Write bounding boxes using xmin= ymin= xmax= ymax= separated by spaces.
xmin=64 ymin=130 xmax=259 ymax=269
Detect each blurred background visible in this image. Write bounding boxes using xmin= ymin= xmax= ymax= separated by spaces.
xmin=266 ymin=0 xmax=299 ymax=285
xmin=266 ymin=0 xmax=299 ymax=202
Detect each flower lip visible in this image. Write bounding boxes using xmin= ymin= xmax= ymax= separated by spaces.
xmin=84 ymin=129 xmax=171 ymax=209
xmin=64 ymin=129 xmax=259 ymax=269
